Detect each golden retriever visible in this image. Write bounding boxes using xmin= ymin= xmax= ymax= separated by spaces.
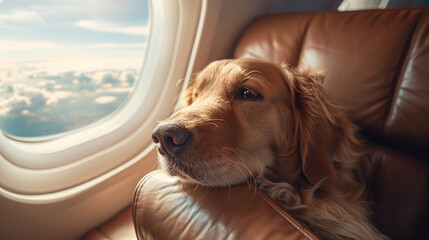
xmin=152 ymin=58 xmax=387 ymax=240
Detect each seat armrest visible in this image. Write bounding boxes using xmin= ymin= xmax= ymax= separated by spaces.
xmin=132 ymin=170 xmax=319 ymax=240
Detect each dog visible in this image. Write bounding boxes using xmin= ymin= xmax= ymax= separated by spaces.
xmin=152 ymin=58 xmax=388 ymax=240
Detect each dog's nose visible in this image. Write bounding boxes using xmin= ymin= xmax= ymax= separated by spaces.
xmin=152 ymin=123 xmax=192 ymax=155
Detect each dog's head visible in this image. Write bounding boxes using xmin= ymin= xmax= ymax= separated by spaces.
xmin=152 ymin=58 xmax=356 ymax=189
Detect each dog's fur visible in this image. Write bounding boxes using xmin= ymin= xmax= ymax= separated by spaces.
xmin=153 ymin=58 xmax=387 ymax=240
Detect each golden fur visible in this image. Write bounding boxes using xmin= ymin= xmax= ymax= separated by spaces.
xmin=153 ymin=58 xmax=388 ymax=240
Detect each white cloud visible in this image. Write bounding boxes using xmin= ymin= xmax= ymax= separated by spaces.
xmin=0 ymin=94 xmax=30 ymax=116
xmin=0 ymin=10 xmax=44 ymax=22
xmin=88 ymin=42 xmax=146 ymax=48
xmin=14 ymin=84 xmax=72 ymax=105
xmin=37 ymin=80 xmax=56 ymax=87
xmin=99 ymin=87 xmax=132 ymax=93
xmin=91 ymin=71 xmax=114 ymax=85
xmin=74 ymin=19 xmax=148 ymax=36
xmin=102 ymin=83 xmax=113 ymax=88
xmin=0 ymin=83 xmax=72 ymax=116
xmin=46 ymin=91 xmax=72 ymax=105
xmin=94 ymin=96 xmax=116 ymax=104
xmin=0 ymin=40 xmax=61 ymax=50
xmin=21 ymin=109 xmax=36 ymax=116
xmin=0 ymin=39 xmax=145 ymax=51
xmin=1 ymin=56 xmax=143 ymax=76
xmin=0 ymin=39 xmax=145 ymax=71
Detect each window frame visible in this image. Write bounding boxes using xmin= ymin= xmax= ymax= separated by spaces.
xmin=0 ymin=0 xmax=203 ymax=197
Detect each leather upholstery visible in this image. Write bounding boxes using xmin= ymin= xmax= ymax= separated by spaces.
xmin=133 ymin=171 xmax=319 ymax=240
xmin=235 ymin=8 xmax=429 ymax=140
xmin=82 ymin=207 xmax=137 ymax=240
xmin=131 ymin=8 xmax=429 ymax=240
xmin=367 ymin=146 xmax=429 ymax=240
xmin=384 ymin=9 xmax=429 ymax=148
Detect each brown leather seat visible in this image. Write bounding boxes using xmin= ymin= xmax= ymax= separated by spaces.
xmin=233 ymin=8 xmax=429 ymax=239
xmin=82 ymin=207 xmax=137 ymax=240
xmin=93 ymin=8 xmax=429 ymax=240
xmin=133 ymin=171 xmax=319 ymax=239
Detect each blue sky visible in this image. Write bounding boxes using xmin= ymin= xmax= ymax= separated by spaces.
xmin=0 ymin=0 xmax=149 ymax=59
xmin=0 ymin=0 xmax=149 ymax=137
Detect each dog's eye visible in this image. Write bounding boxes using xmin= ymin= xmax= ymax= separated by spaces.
xmin=236 ymin=87 xmax=263 ymax=101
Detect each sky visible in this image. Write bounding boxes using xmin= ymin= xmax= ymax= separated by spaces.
xmin=0 ymin=0 xmax=149 ymax=137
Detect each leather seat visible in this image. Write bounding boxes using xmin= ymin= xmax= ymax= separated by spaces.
xmin=82 ymin=207 xmax=137 ymax=240
xmin=133 ymin=8 xmax=429 ymax=240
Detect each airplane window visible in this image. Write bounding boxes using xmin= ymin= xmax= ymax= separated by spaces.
xmin=0 ymin=0 xmax=149 ymax=138
xmin=338 ymin=0 xmax=389 ymax=11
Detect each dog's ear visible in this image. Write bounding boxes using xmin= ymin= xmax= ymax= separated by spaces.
xmin=282 ymin=65 xmax=342 ymax=191
xmin=176 ymin=73 xmax=198 ymax=110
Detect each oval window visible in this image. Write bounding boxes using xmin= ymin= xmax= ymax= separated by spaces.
xmin=0 ymin=0 xmax=149 ymax=138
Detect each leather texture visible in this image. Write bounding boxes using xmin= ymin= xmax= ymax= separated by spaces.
xmin=81 ymin=207 xmax=137 ymax=240
xmin=235 ymin=8 xmax=429 ymax=138
xmin=384 ymin=10 xmax=429 ymax=148
xmin=366 ymin=146 xmax=429 ymax=240
xmin=133 ymin=171 xmax=319 ymax=240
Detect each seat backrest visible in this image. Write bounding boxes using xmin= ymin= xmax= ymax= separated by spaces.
xmin=234 ymin=8 xmax=429 ymax=240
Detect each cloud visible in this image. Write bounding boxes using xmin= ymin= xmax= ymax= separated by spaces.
xmin=0 ymin=10 xmax=44 ymax=22
xmin=0 ymin=83 xmax=72 ymax=116
xmin=0 ymin=67 xmax=137 ymax=137
xmin=119 ymin=70 xmax=136 ymax=87
xmin=36 ymin=80 xmax=56 ymax=87
xmin=21 ymin=109 xmax=36 ymax=116
xmin=0 ymin=94 xmax=31 ymax=116
xmin=0 ymin=40 xmax=61 ymax=50
xmin=101 ymin=73 xmax=126 ymax=88
xmin=0 ymin=39 xmax=145 ymax=52
xmin=88 ymin=42 xmax=146 ymax=48
xmin=2 ymin=55 xmax=143 ymax=77
xmin=74 ymin=19 xmax=148 ymax=36
xmin=94 ymin=96 xmax=116 ymax=104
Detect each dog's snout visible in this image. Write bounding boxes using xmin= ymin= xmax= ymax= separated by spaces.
xmin=152 ymin=123 xmax=192 ymax=155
